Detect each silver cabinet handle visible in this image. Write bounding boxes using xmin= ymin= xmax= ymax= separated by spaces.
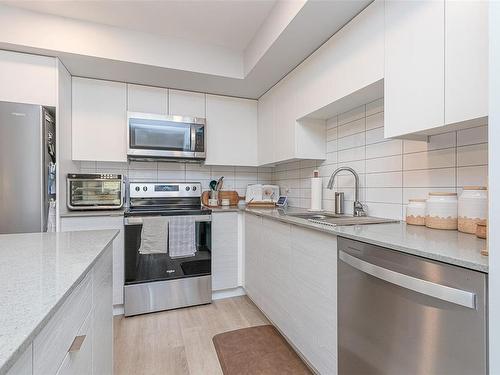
xmin=339 ymin=250 xmax=476 ymax=309
xmin=68 ymin=335 xmax=86 ymax=352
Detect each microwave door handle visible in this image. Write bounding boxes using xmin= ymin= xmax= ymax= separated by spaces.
xmin=190 ymin=126 xmax=196 ymax=152
xmin=338 ymin=250 xmax=476 ymax=309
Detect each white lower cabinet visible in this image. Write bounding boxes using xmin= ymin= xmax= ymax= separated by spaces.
xmin=7 ymin=244 xmax=114 ymax=375
xmin=211 ymin=212 xmax=239 ymax=291
xmin=6 ymin=345 xmax=32 ymax=375
xmin=244 ymin=213 xmax=337 ymax=374
xmin=61 ymin=215 xmax=124 ymax=307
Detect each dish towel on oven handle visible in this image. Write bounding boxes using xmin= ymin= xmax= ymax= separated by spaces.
xmin=168 ymin=216 xmax=197 ymax=258
xmin=139 ymin=216 xmax=168 ymax=254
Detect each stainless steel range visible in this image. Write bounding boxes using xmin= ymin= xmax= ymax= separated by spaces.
xmin=123 ymin=182 xmax=212 ymax=316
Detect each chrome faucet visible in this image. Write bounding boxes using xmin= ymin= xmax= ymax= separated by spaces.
xmin=327 ymin=167 xmax=366 ymax=217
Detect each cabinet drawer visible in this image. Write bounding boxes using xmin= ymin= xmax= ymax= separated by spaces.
xmin=33 ymin=273 xmax=92 ymax=375
xmin=55 ymin=311 xmax=93 ymax=375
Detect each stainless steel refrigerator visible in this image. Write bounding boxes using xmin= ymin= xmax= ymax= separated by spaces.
xmin=0 ymin=101 xmax=56 ymax=234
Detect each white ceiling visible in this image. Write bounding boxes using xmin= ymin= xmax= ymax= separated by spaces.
xmin=3 ymin=0 xmax=277 ymax=52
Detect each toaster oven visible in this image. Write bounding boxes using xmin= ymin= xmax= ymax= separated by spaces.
xmin=67 ymin=173 xmax=123 ymax=210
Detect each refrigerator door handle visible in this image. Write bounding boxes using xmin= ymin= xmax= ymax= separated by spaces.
xmin=339 ymin=250 xmax=476 ymax=309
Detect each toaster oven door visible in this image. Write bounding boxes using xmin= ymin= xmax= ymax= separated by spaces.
xmin=67 ymin=179 xmax=123 ymax=210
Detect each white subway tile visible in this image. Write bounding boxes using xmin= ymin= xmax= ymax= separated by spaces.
xmin=366 ymin=98 xmax=384 ymax=116
xmin=338 ymin=118 xmax=365 ymax=138
xmin=327 ymin=140 xmax=338 ymax=153
xmin=326 ymin=116 xmax=338 ymax=129
xmin=403 ymin=132 xmax=456 ymax=154
xmin=129 ymin=161 xmax=157 ymax=170
xmin=186 ymin=170 xmax=211 ymax=180
xmin=338 ymin=132 xmax=365 ymax=151
xmin=365 ymin=127 xmax=384 ymax=145
xmin=338 ymin=105 xmax=365 ymax=126
xmin=402 ymin=187 xmax=455 ymax=203
xmin=365 ymin=188 xmax=402 ymax=204
xmin=235 ymin=166 xmax=259 ymax=173
xmin=80 ymin=161 xmax=96 ymax=169
xmin=403 ymin=148 xmax=456 ymax=171
xmin=365 ymin=172 xmax=402 ymax=188
xmin=339 ymin=146 xmax=365 ymax=163
xmin=365 ymin=112 xmax=384 ymax=131
xmin=457 ymin=143 xmax=488 ymax=167
xmin=327 ymin=127 xmax=338 ymax=141
xmin=336 ymin=160 xmax=365 ymax=174
xmin=128 ymin=169 xmax=157 ymax=180
xmin=211 ymin=165 xmax=235 ymax=173
xmin=96 ymin=161 xmax=128 ymax=170
xmin=365 ymin=155 xmax=402 ymax=173
xmin=157 ymin=170 xmax=185 ymax=180
xmin=403 ymin=168 xmax=455 ymax=188
xmin=457 ymin=125 xmax=488 ymax=146
xmin=366 ymin=139 xmax=402 ymax=159
xmin=457 ymin=166 xmax=488 ymax=187
xmin=185 ymin=163 xmax=210 ymax=172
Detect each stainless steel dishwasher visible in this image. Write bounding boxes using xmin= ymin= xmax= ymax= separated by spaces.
xmin=338 ymin=237 xmax=487 ymax=375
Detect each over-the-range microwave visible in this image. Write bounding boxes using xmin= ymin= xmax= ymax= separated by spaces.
xmin=127 ymin=112 xmax=206 ymax=161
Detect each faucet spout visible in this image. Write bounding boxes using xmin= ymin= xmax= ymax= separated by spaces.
xmin=327 ymin=166 xmax=366 ymax=217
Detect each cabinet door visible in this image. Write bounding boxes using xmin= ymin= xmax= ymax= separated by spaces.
xmin=92 ymin=246 xmax=113 ymax=375
xmin=212 ymin=212 xmax=239 ymax=290
xmin=55 ymin=312 xmax=93 ymax=375
xmin=384 ymin=0 xmax=445 ymax=138
xmin=168 ymin=89 xmax=205 ymax=118
xmin=205 ymin=95 xmax=258 ymax=166
xmin=244 ymin=213 xmax=262 ymax=304
xmin=257 ymin=90 xmax=275 ymax=166
xmin=72 ymin=78 xmax=127 ymax=162
xmin=127 ymin=84 xmax=168 ymax=114
xmin=60 ymin=216 xmax=124 ymax=307
xmin=6 ymin=345 xmax=32 ymax=375
xmin=445 ymin=0 xmax=488 ymax=125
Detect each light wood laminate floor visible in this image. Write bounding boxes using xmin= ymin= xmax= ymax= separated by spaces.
xmin=114 ymin=296 xmax=269 ymax=375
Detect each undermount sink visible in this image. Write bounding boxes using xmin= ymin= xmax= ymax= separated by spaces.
xmin=286 ymin=212 xmax=398 ymax=226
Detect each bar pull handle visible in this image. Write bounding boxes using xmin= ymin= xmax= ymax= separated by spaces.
xmin=68 ymin=335 xmax=86 ymax=352
xmin=339 ymin=250 xmax=476 ymax=309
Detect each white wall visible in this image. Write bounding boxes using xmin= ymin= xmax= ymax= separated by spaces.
xmin=489 ymin=1 xmax=500 ymax=373
xmin=274 ymin=98 xmax=489 ymax=219
xmin=0 ymin=49 xmax=56 ymax=106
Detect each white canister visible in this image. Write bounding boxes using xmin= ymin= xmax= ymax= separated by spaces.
xmin=425 ymin=193 xmax=458 ymax=230
xmin=458 ymin=186 xmax=488 ymax=234
xmin=406 ymin=199 xmax=426 ymax=226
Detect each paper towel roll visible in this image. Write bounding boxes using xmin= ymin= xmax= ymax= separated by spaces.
xmin=310 ymin=177 xmax=323 ymax=211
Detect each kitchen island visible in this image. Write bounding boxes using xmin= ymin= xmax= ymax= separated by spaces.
xmin=0 ymin=229 xmax=118 ymax=375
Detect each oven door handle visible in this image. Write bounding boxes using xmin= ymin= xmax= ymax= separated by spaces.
xmin=124 ymin=215 xmax=211 ymax=225
xmin=339 ymin=250 xmax=476 ymax=309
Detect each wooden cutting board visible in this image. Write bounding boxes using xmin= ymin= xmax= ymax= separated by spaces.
xmin=201 ymin=190 xmax=241 ymax=207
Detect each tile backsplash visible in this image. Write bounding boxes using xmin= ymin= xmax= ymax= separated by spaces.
xmin=79 ymin=161 xmax=273 ymax=197
xmin=273 ymin=98 xmax=489 ymax=220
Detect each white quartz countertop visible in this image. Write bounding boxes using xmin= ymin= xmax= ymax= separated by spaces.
xmin=244 ymin=207 xmax=488 ymax=273
xmin=0 ymin=230 xmax=119 ymax=375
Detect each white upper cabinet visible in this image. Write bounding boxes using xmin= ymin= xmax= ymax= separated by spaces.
xmin=72 ymin=77 xmax=127 ymax=162
xmin=385 ymin=0 xmax=488 ymax=138
xmin=168 ymin=89 xmax=205 ymax=118
xmin=384 ymin=0 xmax=445 ymax=138
xmin=205 ymin=94 xmax=258 ymax=166
xmin=257 ymin=90 xmax=275 ymax=166
xmin=445 ymin=0 xmax=488 ymax=125
xmin=127 ymin=84 xmax=167 ymax=114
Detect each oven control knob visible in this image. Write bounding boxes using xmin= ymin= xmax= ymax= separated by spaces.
xmin=185 ymin=186 xmax=190 ymax=191
xmin=192 ymin=186 xmax=197 ymax=191
xmin=135 ymin=186 xmax=140 ymax=192
xmin=143 ymin=186 xmax=147 ymax=191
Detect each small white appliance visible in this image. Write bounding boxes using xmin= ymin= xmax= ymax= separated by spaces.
xmin=245 ymin=184 xmax=280 ymax=203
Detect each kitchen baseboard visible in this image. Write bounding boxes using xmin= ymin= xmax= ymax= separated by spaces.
xmin=212 ymin=286 xmax=246 ymax=300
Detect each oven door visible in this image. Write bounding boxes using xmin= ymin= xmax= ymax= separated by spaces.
xmin=67 ymin=178 xmax=123 ymax=210
xmin=124 ymin=214 xmax=212 ymax=316
xmin=127 ymin=112 xmax=205 ymax=159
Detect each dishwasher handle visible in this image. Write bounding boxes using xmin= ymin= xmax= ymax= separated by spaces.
xmin=339 ymin=250 xmax=476 ymax=309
